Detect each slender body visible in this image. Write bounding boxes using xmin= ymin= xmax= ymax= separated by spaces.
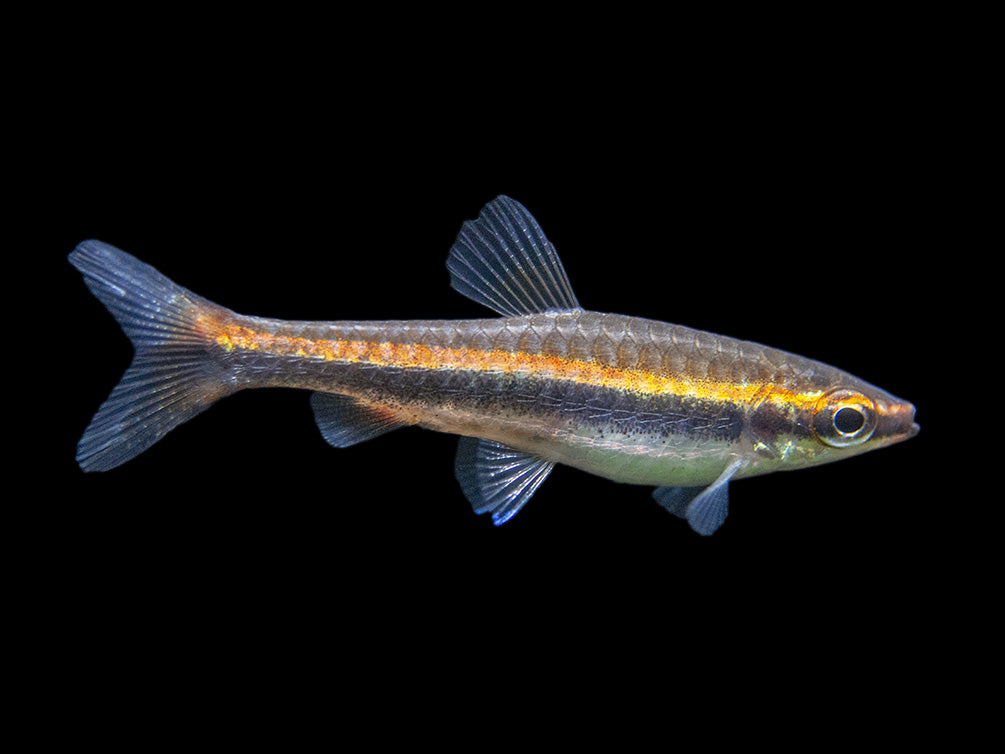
xmin=71 ymin=196 xmax=918 ymax=534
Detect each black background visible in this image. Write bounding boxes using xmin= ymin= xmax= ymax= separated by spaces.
xmin=19 ymin=19 xmax=976 ymax=739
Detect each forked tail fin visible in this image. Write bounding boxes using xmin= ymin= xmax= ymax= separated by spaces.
xmin=70 ymin=240 xmax=234 ymax=471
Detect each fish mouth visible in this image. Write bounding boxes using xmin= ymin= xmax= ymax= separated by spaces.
xmin=876 ymin=400 xmax=919 ymax=444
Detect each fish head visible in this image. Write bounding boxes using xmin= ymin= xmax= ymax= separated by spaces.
xmin=811 ymin=386 xmax=918 ymax=450
xmin=747 ymin=378 xmax=918 ymax=475
xmin=793 ymin=383 xmax=919 ymax=471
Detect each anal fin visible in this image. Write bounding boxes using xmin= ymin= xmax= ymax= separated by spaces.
xmin=455 ymin=437 xmax=555 ymax=525
xmin=310 ymin=393 xmax=408 ymax=448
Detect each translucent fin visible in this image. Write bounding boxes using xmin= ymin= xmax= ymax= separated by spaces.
xmin=652 ymin=485 xmax=698 ymax=519
xmin=653 ymin=459 xmax=746 ymax=536
xmin=447 ymin=195 xmax=581 ymax=316
xmin=454 ymin=437 xmax=555 ymax=525
xmin=310 ymin=393 xmax=408 ymax=448
xmin=69 ymin=240 xmax=232 ymax=471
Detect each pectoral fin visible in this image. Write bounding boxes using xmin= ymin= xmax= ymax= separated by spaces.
xmin=653 ymin=459 xmax=746 ymax=536
xmin=455 ymin=437 xmax=555 ymax=525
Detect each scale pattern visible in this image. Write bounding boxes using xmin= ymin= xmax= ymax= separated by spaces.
xmin=213 ymin=309 xmax=846 ymax=466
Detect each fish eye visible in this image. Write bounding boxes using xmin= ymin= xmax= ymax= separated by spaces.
xmin=833 ymin=406 xmax=865 ymax=434
xmin=814 ymin=389 xmax=877 ymax=448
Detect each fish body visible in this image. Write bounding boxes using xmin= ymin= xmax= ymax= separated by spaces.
xmin=71 ymin=196 xmax=918 ymax=534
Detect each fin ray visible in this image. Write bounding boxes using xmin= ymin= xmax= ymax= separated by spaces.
xmin=447 ymin=196 xmax=581 ymax=316
xmin=652 ymin=485 xmax=698 ymax=519
xmin=310 ymin=393 xmax=408 ymax=447
xmin=70 ymin=240 xmax=231 ymax=471
xmin=653 ymin=459 xmax=746 ymax=536
xmin=455 ymin=437 xmax=555 ymax=524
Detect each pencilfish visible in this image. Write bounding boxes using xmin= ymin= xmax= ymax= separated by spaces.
xmin=71 ymin=196 xmax=918 ymax=534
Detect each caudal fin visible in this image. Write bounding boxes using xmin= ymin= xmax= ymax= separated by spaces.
xmin=70 ymin=240 xmax=233 ymax=471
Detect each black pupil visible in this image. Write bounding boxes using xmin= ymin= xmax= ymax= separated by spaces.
xmin=834 ymin=406 xmax=865 ymax=434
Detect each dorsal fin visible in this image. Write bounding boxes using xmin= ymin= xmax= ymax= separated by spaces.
xmin=447 ymin=195 xmax=581 ymax=316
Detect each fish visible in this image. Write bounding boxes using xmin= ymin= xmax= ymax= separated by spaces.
xmin=70 ymin=195 xmax=918 ymax=535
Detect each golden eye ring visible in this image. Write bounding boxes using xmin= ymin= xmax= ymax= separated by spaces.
xmin=813 ymin=389 xmax=877 ymax=448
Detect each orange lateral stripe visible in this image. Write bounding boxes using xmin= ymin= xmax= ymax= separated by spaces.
xmin=214 ymin=324 xmax=821 ymax=406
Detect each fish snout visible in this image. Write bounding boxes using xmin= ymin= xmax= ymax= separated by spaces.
xmin=876 ymin=398 xmax=918 ymax=444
